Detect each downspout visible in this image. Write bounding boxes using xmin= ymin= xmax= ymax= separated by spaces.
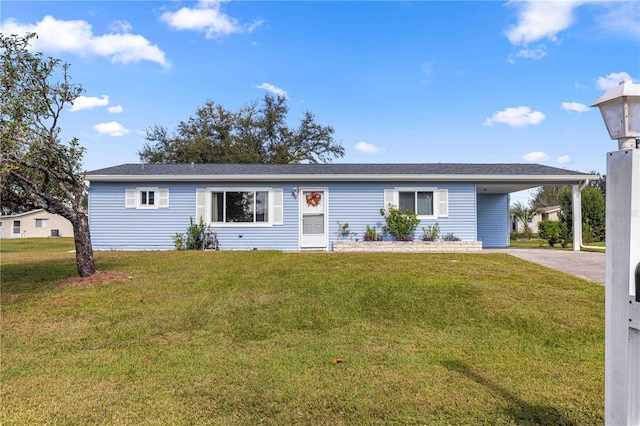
xmin=572 ymin=179 xmax=606 ymax=251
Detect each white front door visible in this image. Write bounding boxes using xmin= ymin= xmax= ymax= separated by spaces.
xmin=300 ymin=189 xmax=328 ymax=249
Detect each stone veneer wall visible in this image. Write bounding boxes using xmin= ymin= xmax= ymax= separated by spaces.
xmin=332 ymin=241 xmax=483 ymax=253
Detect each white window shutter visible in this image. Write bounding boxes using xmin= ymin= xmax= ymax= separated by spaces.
xmin=383 ymin=189 xmax=396 ymax=211
xmin=196 ymin=189 xmax=206 ymax=223
xmin=158 ymin=189 xmax=169 ymax=208
xmin=125 ymin=189 xmax=136 ymax=208
xmin=438 ymin=189 xmax=449 ymax=217
xmin=272 ymin=189 xmax=284 ymax=225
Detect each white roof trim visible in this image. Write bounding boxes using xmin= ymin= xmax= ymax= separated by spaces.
xmin=0 ymin=209 xmax=45 ymax=219
xmin=86 ymin=173 xmax=596 ymax=183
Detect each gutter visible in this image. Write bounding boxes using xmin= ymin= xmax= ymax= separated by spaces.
xmin=576 ymin=179 xmax=606 ymax=251
xmin=85 ymin=173 xmax=598 ymax=183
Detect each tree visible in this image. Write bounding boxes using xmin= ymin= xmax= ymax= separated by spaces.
xmin=588 ymin=170 xmax=606 ymax=198
xmin=530 ymin=184 xmax=568 ymax=209
xmin=1 ymin=33 xmax=96 ymax=277
xmin=559 ymin=185 xmax=606 ymax=243
xmin=510 ymin=200 xmax=537 ymax=237
xmin=138 ymin=94 xmax=344 ymax=164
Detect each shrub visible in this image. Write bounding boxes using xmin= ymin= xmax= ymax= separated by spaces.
xmin=380 ymin=206 xmax=420 ymax=241
xmin=337 ymin=222 xmax=357 ymax=240
xmin=172 ymin=233 xmax=185 ymax=250
xmin=363 ymin=225 xmax=383 ymax=241
xmin=442 ymin=233 xmax=461 ymax=242
xmin=422 ymin=223 xmax=440 ymax=241
xmin=185 ymin=217 xmax=206 ymax=250
xmin=537 ymin=220 xmax=568 ymax=248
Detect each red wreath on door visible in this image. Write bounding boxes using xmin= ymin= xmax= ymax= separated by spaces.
xmin=306 ymin=192 xmax=321 ymax=207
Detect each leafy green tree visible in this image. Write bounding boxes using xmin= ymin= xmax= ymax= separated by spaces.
xmin=588 ymin=170 xmax=606 ymax=198
xmin=559 ymin=186 xmax=606 ymax=243
xmin=510 ymin=200 xmax=536 ymax=237
xmin=139 ymin=95 xmax=344 ymax=164
xmin=1 ymin=33 xmax=96 ymax=277
xmin=530 ymin=184 xmax=568 ymax=209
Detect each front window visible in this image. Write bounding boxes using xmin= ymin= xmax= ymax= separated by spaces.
xmin=35 ymin=219 xmax=48 ymax=228
xmin=13 ymin=220 xmax=20 ymax=234
xmin=211 ymin=190 xmax=269 ymax=223
xmin=399 ymin=191 xmax=434 ymax=216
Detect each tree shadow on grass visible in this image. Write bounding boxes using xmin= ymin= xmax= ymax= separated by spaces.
xmin=440 ymin=359 xmax=577 ymax=426
xmin=1 ymin=258 xmax=78 ymax=295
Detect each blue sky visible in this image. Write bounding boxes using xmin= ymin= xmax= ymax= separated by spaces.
xmin=1 ymin=1 xmax=639 ymax=202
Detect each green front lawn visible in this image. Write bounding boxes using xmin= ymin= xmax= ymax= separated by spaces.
xmin=1 ymin=239 xmax=604 ymax=425
xmin=510 ymin=238 xmax=606 ymax=253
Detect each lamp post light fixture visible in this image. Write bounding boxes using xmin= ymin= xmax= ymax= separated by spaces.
xmin=592 ymin=79 xmax=640 ymax=425
xmin=592 ymin=80 xmax=640 ymax=149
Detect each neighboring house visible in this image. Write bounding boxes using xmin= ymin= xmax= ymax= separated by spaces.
xmin=86 ymin=163 xmax=596 ymax=251
xmin=511 ymin=205 xmax=561 ymax=234
xmin=0 ymin=209 xmax=74 ymax=239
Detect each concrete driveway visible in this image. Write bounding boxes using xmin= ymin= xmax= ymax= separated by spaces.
xmin=488 ymin=248 xmax=606 ymax=284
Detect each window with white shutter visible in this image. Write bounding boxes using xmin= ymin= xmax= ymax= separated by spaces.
xmin=125 ymin=188 xmax=169 ymax=209
xmin=386 ymin=187 xmax=448 ymax=219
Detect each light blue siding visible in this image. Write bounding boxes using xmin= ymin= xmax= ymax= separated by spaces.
xmin=89 ymin=182 xmax=300 ymax=251
xmin=328 ymin=182 xmax=476 ymax=244
xmin=89 ymin=181 xmax=479 ymax=251
xmin=477 ymin=194 xmax=510 ymax=248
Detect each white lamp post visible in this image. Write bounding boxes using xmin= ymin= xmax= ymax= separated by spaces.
xmin=592 ymin=79 xmax=640 ymax=425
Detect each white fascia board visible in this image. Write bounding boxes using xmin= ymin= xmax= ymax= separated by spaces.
xmin=86 ymin=173 xmax=598 ymax=183
xmin=0 ymin=208 xmax=45 ymax=219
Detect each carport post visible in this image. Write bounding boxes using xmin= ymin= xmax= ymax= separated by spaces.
xmin=592 ymin=80 xmax=640 ymax=425
xmin=572 ymin=184 xmax=582 ymax=251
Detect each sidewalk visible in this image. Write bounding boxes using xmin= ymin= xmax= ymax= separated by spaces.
xmin=488 ymin=248 xmax=606 ymax=284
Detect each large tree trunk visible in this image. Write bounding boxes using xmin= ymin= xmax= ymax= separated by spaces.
xmin=71 ymin=211 xmax=96 ymax=277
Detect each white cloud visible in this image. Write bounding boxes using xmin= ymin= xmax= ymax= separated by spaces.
xmin=556 ymin=155 xmax=571 ymax=164
xmin=561 ymin=102 xmax=590 ymax=113
xmin=70 ymin=95 xmax=109 ymax=112
xmin=0 ymin=16 xmax=169 ymax=67
xmin=594 ymin=2 xmax=640 ymax=38
xmin=484 ymin=106 xmax=546 ymax=127
xmin=93 ymin=121 xmax=130 ymax=137
xmin=512 ymin=45 xmax=547 ymax=61
xmin=109 ymin=20 xmax=132 ymax=33
xmin=522 ymin=151 xmax=550 ymax=162
xmin=160 ymin=0 xmax=262 ymax=38
xmin=255 ymin=83 xmax=288 ymax=98
xmin=506 ymin=1 xmax=581 ymax=45
xmin=108 ymin=105 xmax=124 ymax=114
xmin=596 ymin=72 xmax=634 ymax=90
xmin=355 ymin=141 xmax=382 ymax=154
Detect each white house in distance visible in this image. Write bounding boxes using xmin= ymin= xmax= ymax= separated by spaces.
xmin=0 ymin=209 xmax=74 ymax=239
xmin=511 ymin=205 xmax=561 ymax=234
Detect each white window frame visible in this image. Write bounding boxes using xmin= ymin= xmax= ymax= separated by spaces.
xmin=125 ymin=188 xmax=169 ymax=209
xmin=385 ymin=187 xmax=449 ymax=219
xmin=198 ymin=187 xmax=282 ymax=227
xmin=138 ymin=187 xmax=158 ymax=209
xmin=35 ymin=218 xmax=48 ymax=228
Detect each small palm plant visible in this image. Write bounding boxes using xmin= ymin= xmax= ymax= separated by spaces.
xmin=510 ymin=201 xmax=537 ymax=237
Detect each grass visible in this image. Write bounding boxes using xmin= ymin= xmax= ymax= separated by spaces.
xmin=510 ymin=238 xmax=606 ymax=253
xmin=1 ymin=238 xmax=604 ymax=425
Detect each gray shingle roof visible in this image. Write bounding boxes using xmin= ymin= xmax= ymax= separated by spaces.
xmin=87 ymin=163 xmax=593 ymax=177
